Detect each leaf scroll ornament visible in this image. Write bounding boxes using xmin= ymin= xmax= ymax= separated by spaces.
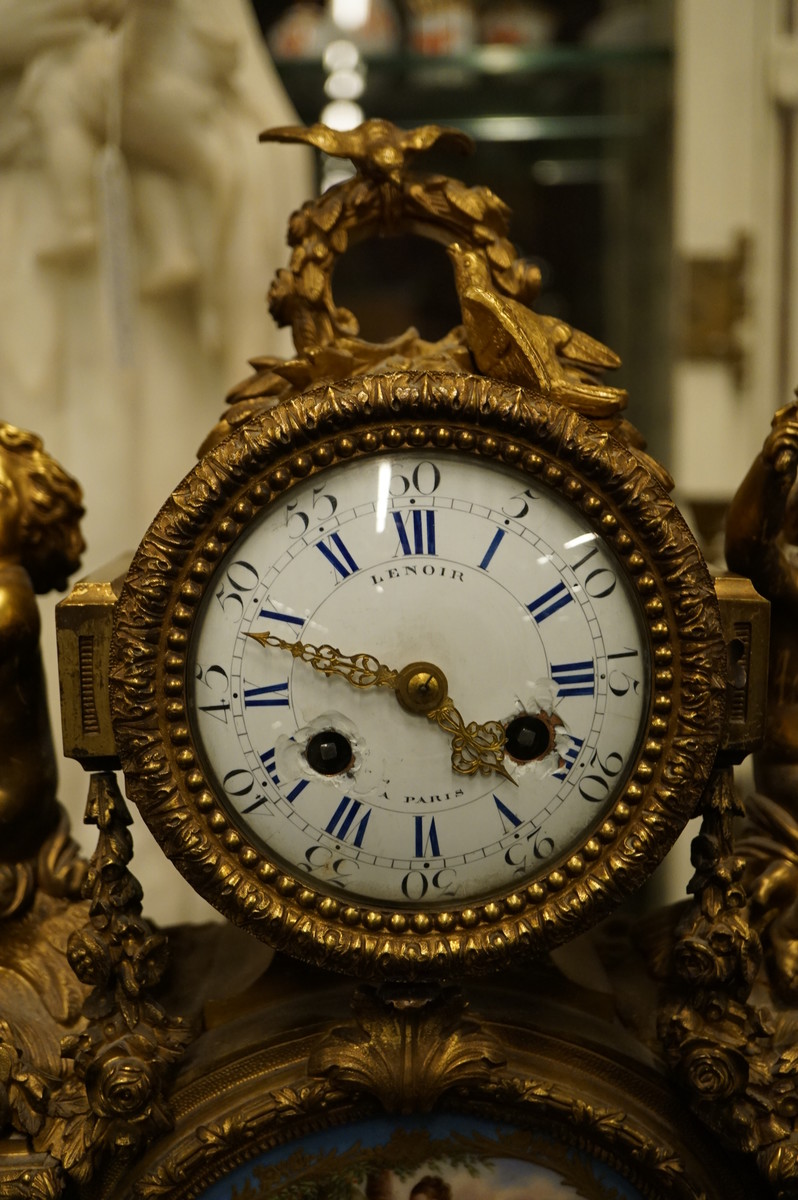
xmin=308 ymin=986 xmax=504 ymax=1113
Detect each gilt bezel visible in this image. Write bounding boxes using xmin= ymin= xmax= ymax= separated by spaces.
xmin=110 ymin=372 xmax=727 ymax=979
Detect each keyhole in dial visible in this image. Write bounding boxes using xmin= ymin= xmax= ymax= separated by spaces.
xmin=504 ymin=714 xmax=555 ymax=762
xmin=305 ymin=730 xmax=354 ymax=776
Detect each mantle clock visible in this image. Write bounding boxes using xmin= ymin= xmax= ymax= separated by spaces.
xmin=2 ymin=119 xmax=795 ymax=1200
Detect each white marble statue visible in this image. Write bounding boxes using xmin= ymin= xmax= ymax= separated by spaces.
xmin=0 ymin=0 xmax=312 ymax=922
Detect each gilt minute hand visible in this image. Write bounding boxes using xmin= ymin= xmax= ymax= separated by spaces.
xmin=247 ymin=631 xmax=398 ymax=691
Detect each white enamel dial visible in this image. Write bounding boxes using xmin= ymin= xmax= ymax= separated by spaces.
xmin=187 ymin=452 xmax=651 ymax=908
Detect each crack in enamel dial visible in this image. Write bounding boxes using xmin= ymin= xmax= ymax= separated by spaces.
xmin=110 ymin=374 xmax=727 ymax=978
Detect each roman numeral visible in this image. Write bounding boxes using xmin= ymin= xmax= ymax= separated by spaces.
xmin=258 ymin=605 xmax=305 ymax=627
xmin=315 ymin=532 xmax=359 ymax=579
xmin=259 ymin=746 xmax=280 ymax=785
xmin=325 ymin=796 xmax=371 ymax=848
xmin=478 ymin=527 xmax=506 ymax=571
xmin=527 ymin=581 xmax=573 ymax=623
xmin=551 ymin=660 xmax=595 ymax=697
xmin=493 ymin=794 xmax=522 ymax=833
xmin=393 ymin=508 xmax=436 ymax=555
xmin=244 ymin=681 xmax=289 ymax=707
xmin=285 ymin=779 xmax=309 ymax=804
xmin=553 ymin=734 xmax=584 ymax=781
xmin=414 ymin=815 xmax=441 ymax=858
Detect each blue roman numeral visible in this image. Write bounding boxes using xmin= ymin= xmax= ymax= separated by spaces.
xmin=393 ymin=509 xmax=436 ymax=555
xmin=285 ymin=779 xmax=309 ymax=804
xmin=493 ymin=794 xmax=522 ymax=833
xmin=414 ymin=815 xmax=441 ymax=858
xmin=325 ymin=796 xmax=371 ymax=847
xmin=527 ymin=581 xmax=573 ymax=623
xmin=478 ymin=528 xmax=506 ymax=571
xmin=244 ymin=681 xmax=289 ymax=707
xmin=316 ymin=532 xmax=359 ymax=579
xmin=553 ymin=734 xmax=584 ymax=781
xmin=551 ymin=661 xmax=595 ymax=697
xmin=259 ymin=746 xmax=280 ymax=785
xmin=258 ymin=606 xmax=305 ymax=627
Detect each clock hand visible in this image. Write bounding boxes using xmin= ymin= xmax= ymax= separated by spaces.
xmin=248 ymin=630 xmax=398 ymax=690
xmin=426 ymin=696 xmax=516 ymax=785
xmin=247 ymin=632 xmax=515 ymax=783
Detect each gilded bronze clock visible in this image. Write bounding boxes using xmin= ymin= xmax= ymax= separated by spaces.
xmin=109 ymin=371 xmax=727 ymax=979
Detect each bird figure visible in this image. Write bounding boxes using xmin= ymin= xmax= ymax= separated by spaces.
xmin=447 ymin=242 xmax=627 ymax=417
xmin=260 ymin=120 xmax=474 ymax=186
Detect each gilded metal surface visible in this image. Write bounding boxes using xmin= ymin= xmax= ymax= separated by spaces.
xmin=5 ymin=119 xmax=785 ymax=1197
xmin=714 ymin=573 xmax=770 ymax=762
xmin=0 ymin=813 xmax=89 ymax=1161
xmin=107 ymin=966 xmax=757 ymax=1200
xmin=35 ymin=774 xmax=195 ymax=1186
xmin=217 ymin=119 xmax=632 ymax=446
xmin=726 ymin=399 xmax=798 ymax=1004
xmin=447 ymin=241 xmax=628 ymax=415
xmin=0 ymin=1150 xmax=63 ymax=1199
xmin=726 ymin=399 xmax=798 ymax=803
xmin=655 ymin=767 xmax=798 ymax=1196
xmin=308 ymin=986 xmax=505 ymax=1113
xmin=110 ymin=371 xmax=728 ymax=980
xmin=0 ymin=422 xmax=84 ymax=862
xmin=56 ymin=554 xmax=131 ymax=770
xmin=261 ymin=120 xmax=475 ymax=185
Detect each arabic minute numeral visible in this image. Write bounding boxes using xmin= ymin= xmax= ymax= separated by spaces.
xmin=503 ymin=826 xmax=555 ymax=874
xmin=389 ymin=460 xmax=441 ymax=497
xmin=607 ymin=647 xmax=641 ymax=697
xmin=578 ymin=748 xmax=625 ymax=802
xmin=286 ymin=486 xmax=338 ymax=538
xmin=569 ymin=543 xmax=616 ymax=599
xmin=501 ymin=487 xmax=537 ymax=520
xmin=195 ymin=662 xmax=230 ymax=723
xmin=401 ymin=867 xmax=457 ymax=901
xmin=303 ymin=844 xmax=358 ymax=889
xmin=215 ymin=558 xmax=259 ymax=618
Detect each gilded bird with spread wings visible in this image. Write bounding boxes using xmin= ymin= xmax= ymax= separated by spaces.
xmin=447 ymin=242 xmax=627 ymax=417
xmin=260 ymin=119 xmax=474 ymax=185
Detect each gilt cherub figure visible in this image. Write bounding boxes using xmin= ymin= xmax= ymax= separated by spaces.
xmin=0 ymin=422 xmax=84 ymax=864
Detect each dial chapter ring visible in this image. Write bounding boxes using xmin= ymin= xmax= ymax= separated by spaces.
xmin=110 ymin=372 xmax=728 ymax=980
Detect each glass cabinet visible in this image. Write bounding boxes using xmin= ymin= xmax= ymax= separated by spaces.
xmin=256 ymin=4 xmax=674 ymax=460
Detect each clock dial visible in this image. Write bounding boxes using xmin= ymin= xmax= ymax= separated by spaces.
xmin=188 ymin=453 xmax=650 ymax=908
xmin=111 ymin=374 xmax=727 ymax=977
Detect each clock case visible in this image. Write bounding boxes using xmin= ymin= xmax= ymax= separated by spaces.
xmin=104 ymin=122 xmax=731 ymax=982
xmin=25 ymin=119 xmax=787 ymax=1200
xmin=110 ymin=372 xmax=726 ymax=980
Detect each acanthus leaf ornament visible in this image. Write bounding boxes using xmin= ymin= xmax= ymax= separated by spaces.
xmin=308 ymin=987 xmax=505 ymax=1114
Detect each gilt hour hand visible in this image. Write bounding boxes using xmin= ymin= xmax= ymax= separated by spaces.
xmin=247 ymin=631 xmax=514 ymax=783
